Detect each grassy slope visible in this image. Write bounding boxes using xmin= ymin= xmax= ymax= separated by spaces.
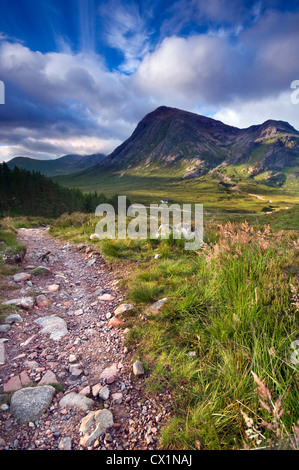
xmin=49 ymin=209 xmax=299 ymax=450
xmin=54 ymin=138 xmax=299 ymax=213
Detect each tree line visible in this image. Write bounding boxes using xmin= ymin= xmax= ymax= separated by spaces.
xmin=0 ymin=162 xmax=128 ymax=218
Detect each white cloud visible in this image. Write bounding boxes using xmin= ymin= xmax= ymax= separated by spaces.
xmin=98 ymin=0 xmax=152 ymax=72
xmin=134 ymin=35 xmax=232 ymax=107
xmin=213 ymin=91 xmax=299 ymax=131
xmin=0 ymin=40 xmax=146 ymax=162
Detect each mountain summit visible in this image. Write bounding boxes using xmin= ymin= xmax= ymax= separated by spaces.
xmin=51 ymin=106 xmax=299 ymax=208
xmin=90 ymin=106 xmax=299 ymax=180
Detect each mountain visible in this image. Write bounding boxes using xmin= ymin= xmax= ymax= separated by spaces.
xmin=54 ymin=106 xmax=299 ymax=211
xmin=7 ymin=153 xmax=107 ymax=177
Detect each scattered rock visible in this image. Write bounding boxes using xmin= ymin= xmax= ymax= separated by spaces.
xmin=10 ymin=385 xmax=56 ymax=424
xmin=36 ymin=295 xmax=52 ymax=308
xmin=58 ymin=437 xmax=72 ymax=450
xmin=13 ymin=273 xmax=31 ymax=283
xmin=108 ymin=317 xmax=123 ymax=327
xmin=74 ymin=309 xmax=83 ymax=316
xmin=59 ymin=392 xmax=94 ymax=412
xmin=4 ymin=375 xmax=22 ymax=393
xmin=0 ymin=340 xmax=6 ymax=365
xmin=2 ymin=297 xmax=34 ymax=310
xmin=98 ymin=385 xmax=110 ymax=401
xmin=98 ymin=293 xmax=115 ymax=301
xmin=20 ymin=371 xmax=31 ymax=386
xmin=69 ymin=363 xmax=83 ymax=379
xmin=34 ymin=315 xmax=68 ymax=341
xmin=79 ymin=386 xmax=91 ymax=396
xmin=79 ymin=409 xmax=114 ymax=447
xmin=111 ymin=392 xmax=123 ymax=404
xmin=91 ymin=383 xmax=101 ymax=397
xmin=4 ymin=313 xmax=23 ymax=324
xmin=100 ymin=364 xmax=118 ymax=380
xmin=147 ymin=298 xmax=168 ymax=315
xmin=47 ymin=284 xmax=60 ymax=293
xmin=87 ymin=259 xmax=96 ymax=267
xmin=38 ymin=370 xmax=59 ymax=386
xmin=133 ymin=360 xmax=145 ymax=376
xmin=114 ymin=303 xmax=134 ymax=316
xmin=93 ymin=288 xmax=106 ymax=296
xmin=0 ymin=324 xmax=11 ymax=333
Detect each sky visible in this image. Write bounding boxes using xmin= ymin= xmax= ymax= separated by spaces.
xmin=0 ymin=0 xmax=299 ymax=162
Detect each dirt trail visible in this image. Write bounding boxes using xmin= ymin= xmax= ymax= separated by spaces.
xmin=0 ymin=227 xmax=171 ymax=450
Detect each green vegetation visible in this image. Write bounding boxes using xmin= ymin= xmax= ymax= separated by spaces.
xmin=49 ymin=210 xmax=299 ymax=450
xmin=0 ymin=163 xmax=130 ymax=218
xmin=0 ymin=218 xmax=24 ymax=321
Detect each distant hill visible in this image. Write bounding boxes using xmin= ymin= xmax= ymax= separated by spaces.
xmin=52 ymin=106 xmax=299 ymax=211
xmin=7 ymin=153 xmax=107 ymax=177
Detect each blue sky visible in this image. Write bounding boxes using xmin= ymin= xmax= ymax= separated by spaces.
xmin=0 ymin=0 xmax=299 ymax=161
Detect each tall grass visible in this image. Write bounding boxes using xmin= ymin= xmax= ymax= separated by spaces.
xmin=49 ymin=212 xmax=299 ymax=449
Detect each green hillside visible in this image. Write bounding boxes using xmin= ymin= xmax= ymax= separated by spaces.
xmin=53 ymin=107 xmax=299 ymax=213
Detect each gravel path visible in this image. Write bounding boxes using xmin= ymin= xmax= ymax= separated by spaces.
xmin=0 ymin=227 xmax=172 ymax=450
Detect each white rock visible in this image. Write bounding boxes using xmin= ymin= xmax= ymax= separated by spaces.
xmin=114 ymin=303 xmax=134 ymax=316
xmin=80 ymin=409 xmax=113 ymax=447
xmin=133 ymin=360 xmax=145 ymax=376
xmin=59 ymin=392 xmax=94 ymax=411
xmin=98 ymin=385 xmax=110 ymax=401
xmin=13 ymin=273 xmax=31 ymax=283
xmin=34 ymin=315 xmax=68 ymax=341
xmin=90 ymin=234 xmax=100 ymax=240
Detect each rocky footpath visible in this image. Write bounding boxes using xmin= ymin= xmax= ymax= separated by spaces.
xmin=0 ymin=227 xmax=172 ymax=450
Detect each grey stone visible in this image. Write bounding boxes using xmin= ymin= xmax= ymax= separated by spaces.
xmin=69 ymin=363 xmax=83 ymax=379
xmin=4 ymin=314 xmax=22 ymax=324
xmin=80 ymin=409 xmax=114 ymax=447
xmin=93 ymin=288 xmax=105 ymax=296
xmin=114 ymin=303 xmax=134 ymax=316
xmin=0 ymin=341 xmax=5 ymax=365
xmin=34 ymin=315 xmax=68 ymax=341
xmin=98 ymin=385 xmax=110 ymax=401
xmin=0 ymin=324 xmax=11 ymax=333
xmin=2 ymin=297 xmax=34 ymax=310
xmin=59 ymin=392 xmax=94 ymax=411
xmin=58 ymin=437 xmax=72 ymax=450
xmin=187 ymin=351 xmax=197 ymax=358
xmin=87 ymin=258 xmax=96 ymax=267
xmin=133 ymin=360 xmax=145 ymax=376
xmin=13 ymin=273 xmax=31 ymax=283
xmin=99 ymin=363 xmax=118 ymax=380
xmin=10 ymin=386 xmax=56 ymax=424
xmin=148 ymin=298 xmax=168 ymax=314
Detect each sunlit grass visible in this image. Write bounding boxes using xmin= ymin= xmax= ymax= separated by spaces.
xmin=49 ymin=211 xmax=299 ymax=449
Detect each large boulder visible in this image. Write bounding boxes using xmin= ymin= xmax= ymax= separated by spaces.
xmin=10 ymin=385 xmax=56 ymax=424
